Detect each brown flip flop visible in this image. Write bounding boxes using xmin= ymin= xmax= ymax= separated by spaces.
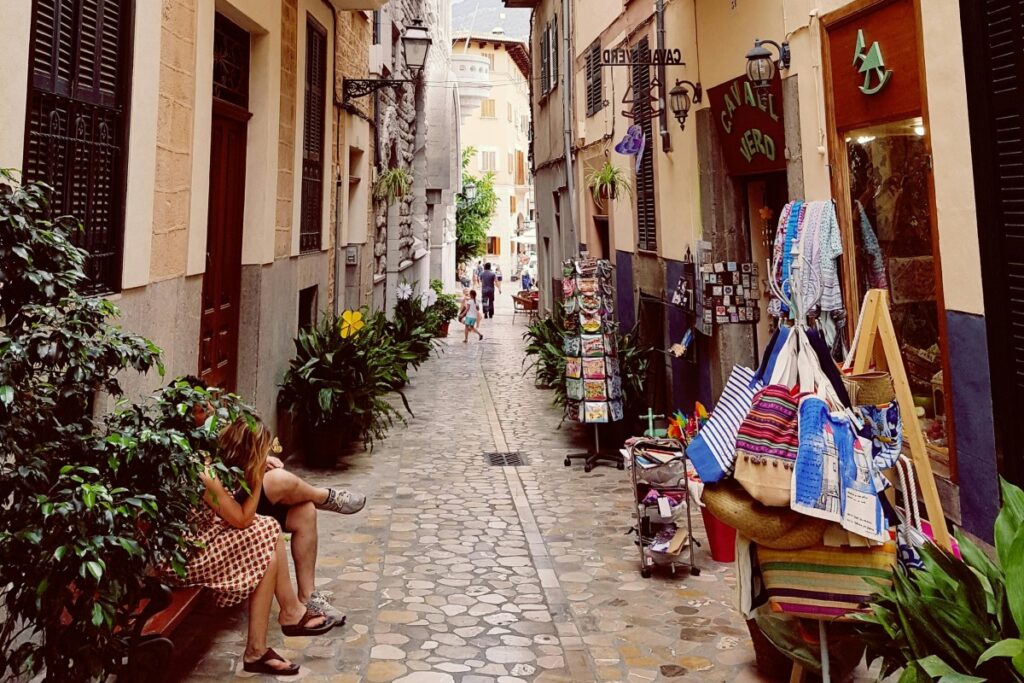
xmin=243 ymin=648 xmax=300 ymax=676
xmin=281 ymin=609 xmax=336 ymax=636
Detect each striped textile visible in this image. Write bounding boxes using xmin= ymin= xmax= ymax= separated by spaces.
xmin=758 ymin=541 xmax=896 ymax=619
xmin=685 ymin=365 xmax=761 ymax=483
xmin=735 ymin=385 xmax=802 ymax=462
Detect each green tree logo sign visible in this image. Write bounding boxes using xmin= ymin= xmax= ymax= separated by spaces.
xmin=853 ymin=29 xmax=892 ymax=95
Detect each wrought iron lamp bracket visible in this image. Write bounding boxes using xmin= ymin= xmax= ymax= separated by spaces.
xmin=343 ymin=78 xmax=413 ymax=104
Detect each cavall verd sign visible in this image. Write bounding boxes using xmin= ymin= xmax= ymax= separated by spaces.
xmin=709 ymin=74 xmax=786 ymax=176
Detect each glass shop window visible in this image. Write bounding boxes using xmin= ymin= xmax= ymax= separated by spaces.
xmin=844 ymin=116 xmax=947 ymax=451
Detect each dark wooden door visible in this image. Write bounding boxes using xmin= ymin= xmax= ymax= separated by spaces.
xmin=199 ymin=100 xmax=249 ymax=391
xmin=961 ymin=0 xmax=1024 ymax=485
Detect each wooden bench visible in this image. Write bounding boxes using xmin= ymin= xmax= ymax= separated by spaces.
xmin=123 ymin=585 xmax=205 ymax=682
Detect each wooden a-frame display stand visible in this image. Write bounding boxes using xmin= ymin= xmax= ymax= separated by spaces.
xmin=789 ymin=289 xmax=951 ymax=683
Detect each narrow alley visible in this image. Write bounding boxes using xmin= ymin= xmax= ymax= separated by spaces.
xmin=168 ymin=295 xmax=766 ymax=683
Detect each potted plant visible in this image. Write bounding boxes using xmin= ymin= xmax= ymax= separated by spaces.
xmin=585 ymin=160 xmax=632 ymax=212
xmin=374 ymin=167 xmax=412 ymax=205
xmin=424 ymin=279 xmax=460 ymax=337
xmin=278 ymin=309 xmax=412 ymax=466
xmin=853 ymin=478 xmax=1024 ymax=682
xmin=0 ymin=171 xmax=255 ymax=681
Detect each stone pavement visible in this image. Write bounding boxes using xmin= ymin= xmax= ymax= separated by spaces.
xmin=169 ymin=292 xmax=772 ymax=682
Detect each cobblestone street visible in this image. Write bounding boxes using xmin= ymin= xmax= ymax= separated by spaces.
xmin=169 ymin=296 xmax=765 ymax=682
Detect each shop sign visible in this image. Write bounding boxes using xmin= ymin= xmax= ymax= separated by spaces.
xmin=853 ymin=29 xmax=892 ymax=95
xmin=601 ymin=47 xmax=684 ymax=67
xmin=825 ymin=0 xmax=920 ymax=131
xmin=708 ymin=74 xmax=786 ymax=176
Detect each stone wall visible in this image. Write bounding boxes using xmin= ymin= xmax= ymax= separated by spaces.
xmin=151 ymin=0 xmax=197 ymax=281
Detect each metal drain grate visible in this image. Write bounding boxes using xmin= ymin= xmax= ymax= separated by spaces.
xmin=483 ymin=451 xmax=528 ymax=467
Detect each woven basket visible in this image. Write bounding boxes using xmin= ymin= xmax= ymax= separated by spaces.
xmin=843 ymin=370 xmax=895 ymax=406
xmin=702 ymin=480 xmax=829 ymax=550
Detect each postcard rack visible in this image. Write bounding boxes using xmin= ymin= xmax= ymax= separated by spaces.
xmin=627 ymin=437 xmax=700 ymax=578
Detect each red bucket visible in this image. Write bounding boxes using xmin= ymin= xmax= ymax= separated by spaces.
xmin=701 ymin=506 xmax=737 ymax=563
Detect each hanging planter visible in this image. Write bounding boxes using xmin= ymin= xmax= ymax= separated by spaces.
xmin=586 ymin=161 xmax=632 ymax=212
xmin=374 ymin=167 xmax=412 ymax=206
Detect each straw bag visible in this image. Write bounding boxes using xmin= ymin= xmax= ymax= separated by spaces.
xmin=702 ymin=480 xmax=828 ymax=550
xmin=843 ymin=371 xmax=895 ymax=407
xmin=758 ymin=540 xmax=897 ymax=620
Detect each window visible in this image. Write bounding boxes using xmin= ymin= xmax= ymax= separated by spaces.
xmin=549 ymin=18 xmax=559 ymax=92
xmin=484 ymin=52 xmax=495 ymax=70
xmin=479 ymin=150 xmax=496 ymax=172
xmin=507 ymin=151 xmax=514 ymax=174
xmin=632 ymin=38 xmax=657 ymax=251
xmin=480 ymin=98 xmax=496 ymax=118
xmin=585 ymin=42 xmax=604 ymax=116
xmin=298 ymin=285 xmax=318 ymax=332
xmin=372 ymin=10 xmax=381 ymax=45
xmin=516 ymin=151 xmax=527 ymax=185
xmin=509 ymin=196 xmax=517 ymax=214
xmin=300 ymin=16 xmax=327 ymax=253
xmin=24 ymin=0 xmax=133 ymax=293
xmin=488 ymin=236 xmax=501 ymax=255
xmin=539 ymin=27 xmax=549 ymax=94
xmin=538 ymin=16 xmax=559 ymax=95
xmin=508 ymin=102 xmax=513 ymax=122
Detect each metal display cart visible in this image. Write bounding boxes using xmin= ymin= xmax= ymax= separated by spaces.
xmin=627 ymin=437 xmax=700 ymax=578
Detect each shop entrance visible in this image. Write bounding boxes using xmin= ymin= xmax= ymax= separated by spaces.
xmin=742 ymin=172 xmax=789 ymax=363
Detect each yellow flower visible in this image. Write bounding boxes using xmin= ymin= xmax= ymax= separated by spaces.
xmin=339 ymin=310 xmax=365 ymax=339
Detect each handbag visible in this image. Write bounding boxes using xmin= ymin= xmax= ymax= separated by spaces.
xmin=758 ymin=540 xmax=897 ymax=620
xmin=733 ymin=329 xmax=804 ymax=506
xmin=687 ymin=328 xmax=790 ymax=483
xmin=702 ymin=479 xmax=829 ymax=550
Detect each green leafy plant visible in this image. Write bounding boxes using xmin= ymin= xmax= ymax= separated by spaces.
xmin=388 ymin=287 xmax=441 ymax=368
xmin=457 ymin=147 xmax=498 ymax=266
xmin=523 ymin=309 xmax=568 ymax=402
xmin=0 ymin=171 xmax=254 ymax=681
xmin=585 ymin=160 xmax=632 ymax=209
xmin=852 ymin=478 xmax=1024 ymax=682
xmin=615 ymin=324 xmax=651 ymax=412
xmin=425 ymin=279 xmax=460 ymax=335
xmin=278 ymin=310 xmax=413 ymax=449
xmin=374 ymin=167 xmax=412 ymax=205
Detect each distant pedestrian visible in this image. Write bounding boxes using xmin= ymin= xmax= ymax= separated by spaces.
xmin=473 ymin=261 xmax=483 ymax=287
xmin=495 ymin=266 xmax=503 ymax=294
xmin=479 ymin=263 xmax=497 ymax=319
xmin=521 ymin=270 xmax=532 ymax=291
xmin=459 ymin=289 xmax=483 ymax=343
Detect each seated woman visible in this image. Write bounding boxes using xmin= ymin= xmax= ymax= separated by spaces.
xmin=169 ymin=417 xmax=336 ymax=675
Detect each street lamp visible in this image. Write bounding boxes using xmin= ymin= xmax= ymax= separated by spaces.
xmin=401 ymin=19 xmax=432 ymax=75
xmin=463 ymin=180 xmax=478 ymax=201
xmin=669 ymin=80 xmax=702 ymax=131
xmin=342 ymin=17 xmax=433 ymax=103
xmin=745 ymin=38 xmax=791 ymax=90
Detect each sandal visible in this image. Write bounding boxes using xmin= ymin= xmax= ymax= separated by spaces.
xmin=281 ymin=609 xmax=336 ymax=636
xmin=243 ymin=648 xmax=300 ymax=676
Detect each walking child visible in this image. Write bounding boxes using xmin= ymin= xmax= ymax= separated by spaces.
xmin=459 ymin=289 xmax=484 ymax=343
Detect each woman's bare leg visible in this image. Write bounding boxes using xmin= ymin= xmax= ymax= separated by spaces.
xmin=272 ymin=535 xmax=326 ymax=628
xmin=244 ymin=535 xmax=295 ymax=671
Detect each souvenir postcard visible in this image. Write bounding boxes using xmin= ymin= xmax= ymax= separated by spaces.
xmin=583 ymin=358 xmax=606 ymax=379
xmin=563 ymin=336 xmax=582 ymax=357
xmin=566 ymin=378 xmax=584 ymax=401
xmin=565 ymin=357 xmax=582 ymax=379
xmin=584 ymin=379 xmax=608 ymax=401
xmin=581 ymin=334 xmax=605 ymax=357
xmin=584 ymin=401 xmax=609 ymax=423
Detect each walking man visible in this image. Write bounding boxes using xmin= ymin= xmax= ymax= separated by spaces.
xmin=479 ymin=262 xmax=497 ymax=319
